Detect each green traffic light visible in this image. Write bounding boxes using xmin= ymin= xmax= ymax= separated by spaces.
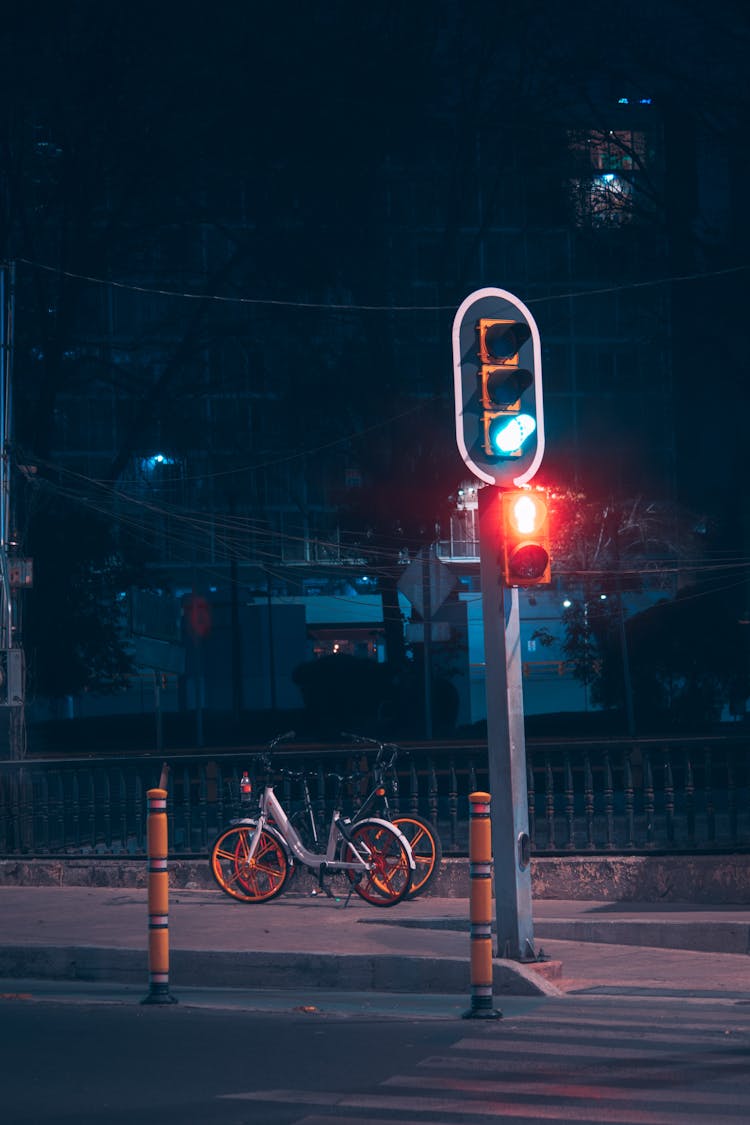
xmin=488 ymin=413 xmax=537 ymax=455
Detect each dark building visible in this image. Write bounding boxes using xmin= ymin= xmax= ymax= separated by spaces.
xmin=1 ymin=4 xmax=746 ymax=723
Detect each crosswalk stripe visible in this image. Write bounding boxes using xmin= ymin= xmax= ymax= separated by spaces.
xmin=296 ymin=1118 xmax=429 ymax=1125
xmin=219 ymin=1089 xmax=334 ymax=1104
xmin=382 ymin=1072 xmax=746 ymax=1108
xmin=220 ymin=1087 xmax=745 ymax=1124
xmin=417 ymin=1053 xmax=745 ymax=1086
xmin=503 ymin=1005 xmax=746 ymax=1029
xmin=456 ymin=1027 xmax=746 ymax=1050
xmin=453 ymin=1036 xmax=722 ymax=1059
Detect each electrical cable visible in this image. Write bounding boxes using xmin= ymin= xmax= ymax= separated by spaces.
xmin=13 ymin=256 xmax=749 ymax=312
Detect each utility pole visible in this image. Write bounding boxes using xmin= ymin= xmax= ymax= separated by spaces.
xmin=0 ymin=261 xmax=26 ymax=759
xmin=421 ymin=543 xmax=433 ymax=740
xmin=0 ymin=263 xmax=14 ymax=647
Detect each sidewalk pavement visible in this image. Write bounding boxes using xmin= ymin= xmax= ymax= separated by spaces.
xmin=2 ymin=886 xmax=749 ymax=1010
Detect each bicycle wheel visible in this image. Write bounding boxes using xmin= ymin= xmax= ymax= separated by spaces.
xmin=339 ymin=818 xmax=413 ymax=906
xmin=391 ymin=813 xmax=442 ymax=898
xmin=210 ymin=824 xmax=290 ymax=903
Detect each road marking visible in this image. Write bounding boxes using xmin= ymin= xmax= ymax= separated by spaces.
xmin=218 ymin=996 xmax=750 ymax=1125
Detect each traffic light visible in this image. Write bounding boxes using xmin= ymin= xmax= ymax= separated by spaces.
xmin=478 ymin=318 xmax=535 ymax=458
xmin=453 ymin=288 xmax=544 ymax=487
xmin=501 ymin=490 xmax=551 ymax=587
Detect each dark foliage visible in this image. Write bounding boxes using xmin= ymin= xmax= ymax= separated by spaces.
xmin=292 ymin=653 xmax=459 ymax=739
xmin=594 ymin=583 xmax=750 ymax=730
xmin=23 ymin=492 xmax=145 ymax=699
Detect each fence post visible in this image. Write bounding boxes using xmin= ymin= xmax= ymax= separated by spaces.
xmin=463 ymin=791 xmax=502 ymax=1020
xmin=142 ymin=786 xmax=177 ymax=1005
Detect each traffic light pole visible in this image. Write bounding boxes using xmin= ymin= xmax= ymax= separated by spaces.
xmin=478 ymin=487 xmax=535 ymax=961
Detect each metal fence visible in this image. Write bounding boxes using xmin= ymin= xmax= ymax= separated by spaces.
xmin=1 ymin=735 xmax=748 ymax=858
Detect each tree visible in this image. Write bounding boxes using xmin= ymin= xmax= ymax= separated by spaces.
xmin=552 ymin=491 xmax=710 ymax=728
xmin=612 ymin=584 xmax=748 ymax=729
xmin=22 ymin=489 xmax=145 ymax=701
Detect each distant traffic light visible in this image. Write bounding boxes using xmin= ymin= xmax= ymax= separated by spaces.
xmin=453 ymin=289 xmax=544 ymax=487
xmin=501 ymin=490 xmax=551 ymax=587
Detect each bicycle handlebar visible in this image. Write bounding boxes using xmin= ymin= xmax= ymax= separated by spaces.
xmin=251 ymin=730 xmax=297 ymax=773
xmin=340 ymin=731 xmax=402 ymax=769
xmin=268 ymin=729 xmax=296 ymax=749
xmin=251 ymin=731 xmax=401 ymax=788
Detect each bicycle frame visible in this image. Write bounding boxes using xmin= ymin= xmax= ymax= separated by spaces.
xmin=245 ymin=784 xmax=412 ymax=876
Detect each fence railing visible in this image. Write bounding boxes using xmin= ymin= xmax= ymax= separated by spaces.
xmin=1 ymin=735 xmax=748 ymax=858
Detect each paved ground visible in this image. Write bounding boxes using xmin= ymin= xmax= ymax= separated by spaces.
xmin=2 ymin=885 xmax=749 ymax=1013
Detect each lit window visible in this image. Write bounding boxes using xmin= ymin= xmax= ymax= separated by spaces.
xmin=568 ymin=128 xmax=651 ymax=227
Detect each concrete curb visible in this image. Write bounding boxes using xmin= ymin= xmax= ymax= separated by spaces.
xmin=368 ymin=913 xmax=750 ymax=956
xmin=0 ymin=944 xmax=562 ymax=997
xmin=535 ymin=919 xmax=750 ymax=956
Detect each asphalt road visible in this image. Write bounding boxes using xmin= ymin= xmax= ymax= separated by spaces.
xmin=1 ymin=989 xmax=748 ymax=1124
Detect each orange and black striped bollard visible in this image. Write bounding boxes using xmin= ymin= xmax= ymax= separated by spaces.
xmin=142 ymin=787 xmax=177 ymax=1005
xmin=463 ymin=791 xmax=501 ymax=1020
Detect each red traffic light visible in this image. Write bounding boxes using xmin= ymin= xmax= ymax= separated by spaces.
xmin=501 ymin=490 xmax=551 ymax=586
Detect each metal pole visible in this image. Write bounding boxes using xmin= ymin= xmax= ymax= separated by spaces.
xmin=422 ymin=546 xmax=433 ymax=740
xmin=0 ymin=264 xmax=6 ymax=549
xmin=266 ymin=570 xmax=277 ymax=713
xmin=228 ymin=493 xmax=243 ymax=721
xmin=478 ymin=487 xmax=535 ymax=961
xmin=0 ymin=265 xmax=11 ymax=647
xmin=1 ymin=261 xmax=25 ymax=760
xmin=154 ymin=672 xmax=163 ymax=753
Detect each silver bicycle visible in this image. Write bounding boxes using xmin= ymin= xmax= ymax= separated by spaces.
xmin=209 ymin=732 xmax=415 ymax=906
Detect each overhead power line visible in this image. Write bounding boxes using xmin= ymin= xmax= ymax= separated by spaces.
xmin=13 ymin=257 xmax=749 ymax=313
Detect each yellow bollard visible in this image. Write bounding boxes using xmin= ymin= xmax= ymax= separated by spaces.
xmin=463 ymin=791 xmax=501 ymax=1020
xmin=142 ymin=787 xmax=177 ymax=1005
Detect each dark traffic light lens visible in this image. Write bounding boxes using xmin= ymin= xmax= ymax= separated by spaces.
xmin=508 ymin=542 xmax=549 ymax=580
xmin=484 ymin=322 xmax=531 ymax=360
xmin=485 ymin=367 xmax=533 ymax=407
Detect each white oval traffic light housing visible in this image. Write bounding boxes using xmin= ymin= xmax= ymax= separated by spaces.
xmin=452 ymin=288 xmax=545 ymax=487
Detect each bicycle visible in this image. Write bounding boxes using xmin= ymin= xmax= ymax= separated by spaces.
xmin=339 ymin=732 xmax=442 ymax=898
xmin=238 ymin=733 xmax=442 ymax=898
xmin=209 ymin=732 xmax=415 ymax=907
